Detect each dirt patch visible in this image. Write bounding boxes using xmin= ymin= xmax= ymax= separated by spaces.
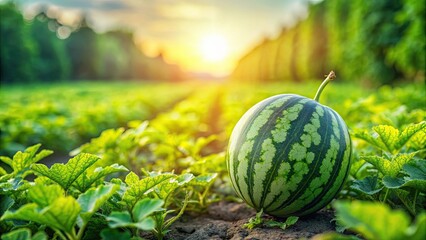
xmin=142 ymin=201 xmax=336 ymax=240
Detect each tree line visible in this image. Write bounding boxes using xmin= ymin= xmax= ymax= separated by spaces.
xmin=0 ymin=2 xmax=184 ymax=84
xmin=231 ymin=0 xmax=425 ymax=85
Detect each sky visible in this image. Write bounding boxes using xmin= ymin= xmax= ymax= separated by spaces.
xmin=7 ymin=0 xmax=314 ymax=76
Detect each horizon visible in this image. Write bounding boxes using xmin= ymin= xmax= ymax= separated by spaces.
xmin=3 ymin=0 xmax=314 ymax=77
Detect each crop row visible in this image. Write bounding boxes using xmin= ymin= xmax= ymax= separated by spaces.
xmin=0 ymin=82 xmax=191 ymax=156
xmin=0 ymin=81 xmax=425 ymax=239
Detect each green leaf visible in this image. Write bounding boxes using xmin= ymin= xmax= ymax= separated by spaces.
xmin=0 ymin=229 xmax=48 ymax=240
xmin=31 ymin=232 xmax=48 ymax=240
xmin=334 ymin=200 xmax=410 ymax=240
xmin=0 ymin=156 xmax=13 ymax=168
xmin=1 ymin=196 xmax=81 ymax=233
xmin=351 ymin=176 xmax=383 ymax=195
xmin=0 ymin=166 xmax=7 ymax=176
xmin=243 ymin=209 xmax=263 ymax=229
xmin=403 ymin=159 xmax=426 ymax=180
xmin=0 ymin=195 xmax=14 ymax=216
xmin=132 ymin=198 xmax=164 ymax=222
xmin=133 ymin=218 xmax=155 ymax=231
xmin=32 ymin=153 xmax=99 ymax=190
xmin=383 ymin=159 xmax=426 ymax=192
xmin=122 ymin=172 xmax=174 ymax=209
xmin=408 ymin=128 xmax=426 ymax=151
xmin=362 ymin=152 xmax=419 ymax=177
xmin=0 ymin=144 xmax=53 ymax=180
xmin=27 ymin=184 xmax=64 ymax=207
xmin=190 ymin=173 xmax=218 ymax=187
xmin=355 ymin=122 xmax=426 ymax=154
xmin=77 ymin=184 xmax=119 ymax=226
xmin=74 ymin=164 xmax=128 ymax=192
xmin=106 ymin=211 xmax=133 ymax=228
xmin=264 ymin=216 xmax=299 ymax=230
xmin=100 ymin=229 xmax=131 ymax=240
xmin=176 ymin=173 xmax=195 ymax=185
xmin=409 ymin=213 xmax=426 ymax=240
xmin=107 ymin=198 xmax=163 ymax=231
xmin=285 ymin=216 xmax=299 ymax=226
xmin=14 ymin=144 xmax=53 ymax=174
xmin=152 ymin=173 xmax=194 ymax=200
xmin=1 ymin=228 xmax=31 ymax=240
xmin=396 ymin=122 xmax=426 ymax=150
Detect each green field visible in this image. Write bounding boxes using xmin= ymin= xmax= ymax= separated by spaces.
xmin=1 ymin=80 xmax=425 ymax=239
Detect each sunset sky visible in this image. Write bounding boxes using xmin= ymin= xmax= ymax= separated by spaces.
xmin=7 ymin=0 xmax=314 ymax=76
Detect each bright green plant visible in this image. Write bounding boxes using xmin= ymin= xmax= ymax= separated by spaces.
xmin=328 ymin=200 xmax=426 ymax=240
xmin=0 ymin=145 xmax=132 ymax=240
xmin=243 ymin=209 xmax=299 ymax=230
xmin=106 ymin=198 xmax=164 ymax=237
xmin=350 ymin=121 xmax=426 ymax=215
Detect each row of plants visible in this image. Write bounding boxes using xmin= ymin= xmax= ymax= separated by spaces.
xmin=0 ymin=82 xmax=191 ymax=156
xmin=1 ymin=81 xmax=425 ymax=239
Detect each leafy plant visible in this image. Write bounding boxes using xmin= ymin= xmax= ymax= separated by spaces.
xmin=350 ymin=122 xmax=426 ymax=215
xmin=0 ymin=145 xmax=130 ymax=240
xmin=243 ymin=209 xmax=299 ymax=230
xmin=331 ymin=200 xmax=425 ymax=240
xmin=106 ymin=198 xmax=164 ymax=234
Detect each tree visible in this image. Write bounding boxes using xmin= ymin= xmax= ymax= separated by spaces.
xmin=29 ymin=11 xmax=70 ymax=81
xmin=0 ymin=2 xmax=36 ymax=83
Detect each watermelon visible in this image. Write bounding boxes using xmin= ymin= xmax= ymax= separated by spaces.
xmin=226 ymin=71 xmax=351 ymax=217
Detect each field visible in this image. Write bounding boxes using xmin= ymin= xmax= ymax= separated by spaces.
xmin=1 ymin=80 xmax=425 ymax=240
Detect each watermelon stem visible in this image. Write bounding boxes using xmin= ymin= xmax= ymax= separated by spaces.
xmin=314 ymin=71 xmax=336 ymax=102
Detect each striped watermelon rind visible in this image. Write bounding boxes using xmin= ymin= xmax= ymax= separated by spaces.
xmin=226 ymin=76 xmax=351 ymax=217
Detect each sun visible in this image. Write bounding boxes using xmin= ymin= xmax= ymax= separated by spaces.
xmin=199 ymin=34 xmax=229 ymax=62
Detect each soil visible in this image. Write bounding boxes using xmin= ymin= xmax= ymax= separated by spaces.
xmin=141 ymin=201 xmax=336 ymax=240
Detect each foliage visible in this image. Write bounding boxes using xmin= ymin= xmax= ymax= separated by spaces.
xmin=332 ymin=201 xmax=425 ymax=240
xmin=0 ymin=82 xmax=190 ymax=155
xmin=0 ymin=77 xmax=425 ymax=238
xmin=348 ymin=122 xmax=426 ymax=216
xmin=232 ymin=0 xmax=425 ymax=84
xmin=243 ymin=209 xmax=299 ymax=230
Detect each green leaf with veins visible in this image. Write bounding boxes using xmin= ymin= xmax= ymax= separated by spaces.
xmin=132 ymin=198 xmax=164 ymax=222
xmin=32 ymin=153 xmax=99 ymax=191
xmin=1 ymin=228 xmax=48 ymax=240
xmin=27 ymin=184 xmax=64 ymax=207
xmin=73 ymin=164 xmax=128 ymax=192
xmin=189 ymin=173 xmax=218 ymax=187
xmin=122 ymin=172 xmax=174 ymax=209
xmin=351 ymin=176 xmax=383 ymax=195
xmin=107 ymin=198 xmax=163 ymax=231
xmin=403 ymin=159 xmax=426 ymax=180
xmin=383 ymin=159 xmax=426 ymax=192
xmin=1 ymin=196 xmax=81 ymax=233
xmin=0 ymin=144 xmax=53 ymax=181
xmin=355 ymin=121 xmax=426 ymax=154
xmin=361 ymin=151 xmax=419 ymax=177
xmin=408 ymin=128 xmax=426 ymax=151
xmin=77 ymin=184 xmax=119 ymax=227
xmin=154 ymin=173 xmax=194 ymax=200
xmin=334 ymin=201 xmax=411 ymax=240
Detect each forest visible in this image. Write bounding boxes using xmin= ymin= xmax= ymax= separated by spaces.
xmin=0 ymin=2 xmax=184 ymax=84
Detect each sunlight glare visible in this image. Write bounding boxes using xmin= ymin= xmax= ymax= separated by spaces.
xmin=199 ymin=34 xmax=229 ymax=62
